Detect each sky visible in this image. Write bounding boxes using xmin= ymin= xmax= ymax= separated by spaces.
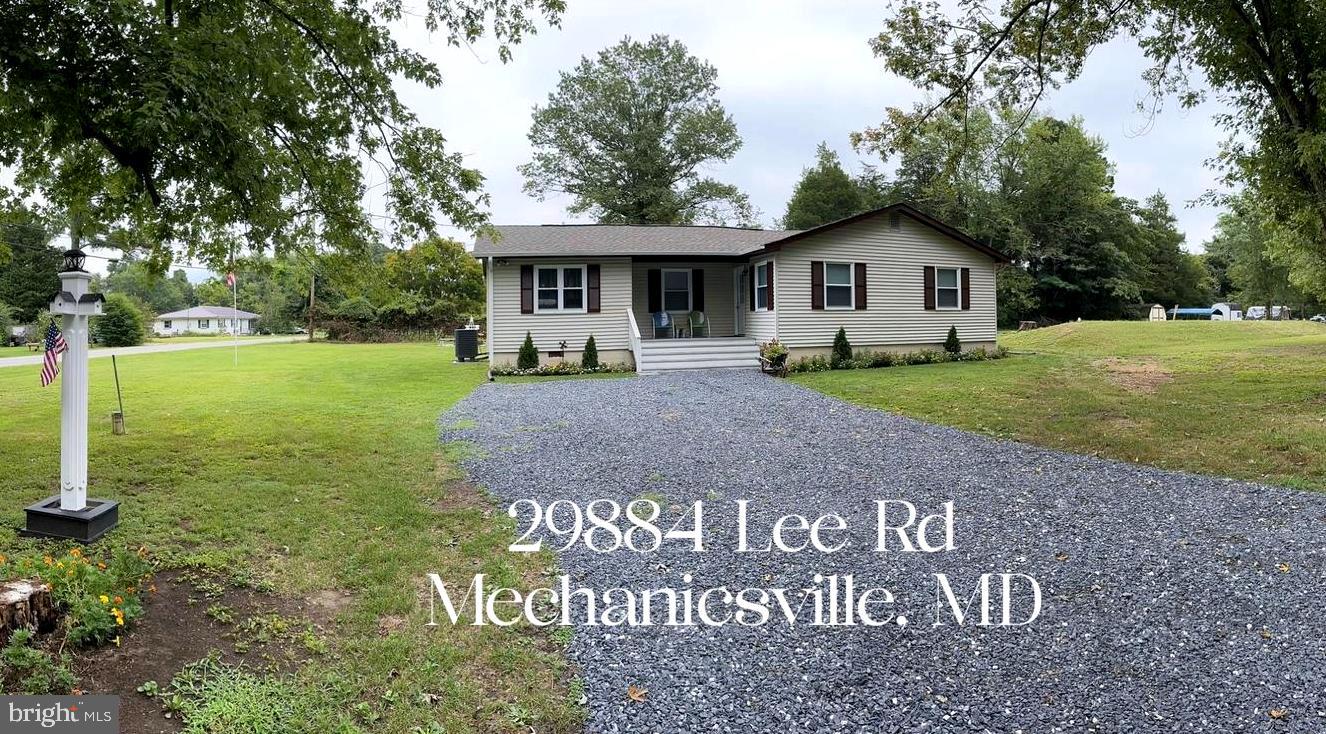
xmin=386 ymin=0 xmax=1231 ymax=255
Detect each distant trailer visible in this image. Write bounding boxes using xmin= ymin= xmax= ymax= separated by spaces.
xmin=1148 ymin=304 xmax=1167 ymax=321
xmin=1168 ymin=307 xmax=1214 ymax=320
xmin=1210 ymin=302 xmax=1243 ymax=321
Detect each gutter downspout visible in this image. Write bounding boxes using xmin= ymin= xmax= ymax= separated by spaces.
xmin=486 ymin=256 xmax=495 ymax=382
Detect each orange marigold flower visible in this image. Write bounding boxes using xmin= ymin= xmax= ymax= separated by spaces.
xmin=43 ymin=556 xmax=53 ymax=566
xmin=97 ymin=563 xmax=107 ymax=570
xmin=114 ymin=596 xmax=123 ymax=604
xmin=0 ymin=554 xmax=7 ymax=564
xmin=69 ymin=548 xmax=82 ymax=558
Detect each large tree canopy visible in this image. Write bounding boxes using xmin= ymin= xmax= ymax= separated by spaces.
xmin=857 ymin=0 xmax=1326 ymax=298
xmin=520 ymin=34 xmax=753 ymax=225
xmin=0 ymin=0 xmax=562 ymax=267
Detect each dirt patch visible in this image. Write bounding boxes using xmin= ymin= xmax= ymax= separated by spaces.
xmin=71 ymin=572 xmax=340 ymax=734
xmin=1093 ymin=358 xmax=1173 ymax=394
xmin=433 ymin=474 xmax=493 ymax=513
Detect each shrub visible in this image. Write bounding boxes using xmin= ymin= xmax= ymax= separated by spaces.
xmin=786 ymin=346 xmax=1007 ymax=374
xmin=2 ymin=547 xmax=154 ymax=647
xmin=517 ymin=332 xmax=539 ymax=370
xmin=831 ymin=327 xmax=852 ymax=368
xmin=490 ymin=361 xmax=633 ymax=377
xmin=0 ymin=630 xmax=77 ymax=694
xmin=581 ymin=335 xmax=599 ymax=369
xmin=95 ymin=293 xmax=147 ymax=347
xmin=0 ymin=302 xmax=14 ymax=344
xmin=944 ymin=325 xmax=961 ymax=354
xmin=333 ymin=296 xmax=377 ymax=323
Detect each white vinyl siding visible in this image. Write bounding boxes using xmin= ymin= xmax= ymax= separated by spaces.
xmin=630 ymin=263 xmax=737 ymax=338
xmin=775 ymin=213 xmax=997 ymax=346
xmin=490 ymin=258 xmax=631 ymax=354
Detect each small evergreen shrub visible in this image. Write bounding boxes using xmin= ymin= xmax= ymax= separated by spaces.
xmin=944 ymin=325 xmax=961 ymax=354
xmin=517 ymin=331 xmax=539 ymax=370
xmin=830 ymin=327 xmax=852 ymax=368
xmin=581 ymin=335 xmax=599 ymax=369
xmin=95 ymin=294 xmax=147 ymax=347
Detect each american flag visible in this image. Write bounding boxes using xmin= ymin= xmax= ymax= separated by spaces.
xmin=226 ymin=271 xmax=236 ymax=287
xmin=40 ymin=319 xmax=66 ymax=387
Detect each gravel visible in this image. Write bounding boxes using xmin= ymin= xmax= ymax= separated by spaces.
xmin=441 ymin=370 xmax=1326 ymax=733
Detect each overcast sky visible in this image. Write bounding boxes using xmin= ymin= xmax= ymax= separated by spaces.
xmin=387 ymin=0 xmax=1230 ymax=255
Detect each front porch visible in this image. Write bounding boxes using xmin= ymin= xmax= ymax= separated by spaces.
xmin=629 ymin=262 xmax=750 ymax=340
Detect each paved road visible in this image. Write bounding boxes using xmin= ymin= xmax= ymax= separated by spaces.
xmin=0 ymin=336 xmax=302 ymax=369
xmin=443 ymin=370 xmax=1326 ymax=733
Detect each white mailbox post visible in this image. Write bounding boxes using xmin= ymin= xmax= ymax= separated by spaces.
xmin=21 ymin=249 xmax=120 ymax=542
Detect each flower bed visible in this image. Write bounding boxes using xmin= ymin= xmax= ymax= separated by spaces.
xmin=489 ymin=361 xmax=634 ymax=377
xmin=787 ymin=346 xmax=1008 ymax=374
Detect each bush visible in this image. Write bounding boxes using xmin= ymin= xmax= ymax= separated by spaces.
xmin=0 ymin=629 xmax=77 ymax=694
xmin=581 ymin=335 xmax=599 ymax=369
xmin=0 ymin=302 xmax=14 ymax=344
xmin=831 ymin=327 xmax=853 ymax=368
xmin=944 ymin=325 xmax=961 ymax=354
xmin=517 ymin=332 xmax=539 ymax=370
xmin=95 ymin=293 xmax=147 ymax=346
xmin=490 ymin=361 xmax=633 ymax=377
xmin=787 ymin=346 xmax=1008 ymax=374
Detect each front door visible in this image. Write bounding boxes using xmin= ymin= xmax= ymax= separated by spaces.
xmin=733 ymin=266 xmax=745 ymax=336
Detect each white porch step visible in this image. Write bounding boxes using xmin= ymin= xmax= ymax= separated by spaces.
xmin=636 ymin=338 xmax=760 ymax=373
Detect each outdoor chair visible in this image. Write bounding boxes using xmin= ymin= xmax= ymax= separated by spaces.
xmin=688 ymin=310 xmax=710 ymax=338
xmin=651 ymin=311 xmax=672 ymax=339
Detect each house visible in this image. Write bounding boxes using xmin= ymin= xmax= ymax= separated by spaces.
xmin=474 ymin=203 xmax=1007 ymax=372
xmin=1210 ymin=302 xmax=1243 ymax=320
xmin=152 ymin=306 xmax=259 ymax=336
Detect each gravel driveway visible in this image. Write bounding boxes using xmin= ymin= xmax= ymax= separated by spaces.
xmin=441 ymin=370 xmax=1326 ymax=733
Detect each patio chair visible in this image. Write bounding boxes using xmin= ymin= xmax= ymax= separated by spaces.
xmin=651 ymin=311 xmax=672 ymax=339
xmin=688 ymin=310 xmax=710 ymax=338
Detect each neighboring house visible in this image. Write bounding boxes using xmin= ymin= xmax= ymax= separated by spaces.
xmin=474 ymin=203 xmax=1008 ymax=372
xmin=1210 ymin=302 xmax=1243 ymax=320
xmin=152 ymin=306 xmax=259 ymax=336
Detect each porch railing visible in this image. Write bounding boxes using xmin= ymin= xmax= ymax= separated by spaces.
xmin=626 ymin=308 xmax=642 ymax=373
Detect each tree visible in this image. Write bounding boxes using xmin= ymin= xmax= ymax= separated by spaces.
xmin=517 ymin=332 xmax=539 ymax=369
xmin=101 ymin=259 xmax=196 ymax=314
xmin=1133 ymin=193 xmax=1211 ymax=307
xmin=0 ymin=301 xmax=14 ymax=342
xmin=581 ymin=335 xmax=599 ymax=369
xmin=1206 ymin=198 xmax=1319 ymax=315
xmin=782 ymin=144 xmax=865 ymax=229
xmin=831 ymin=327 xmax=853 ymax=368
xmin=856 ymin=0 xmax=1326 ymax=305
xmin=944 ymin=325 xmax=961 ymax=354
xmin=94 ymin=293 xmax=146 ymax=347
xmin=0 ymin=221 xmax=62 ymax=323
xmin=521 ymin=35 xmax=753 ymax=225
xmin=0 ymin=0 xmax=563 ymax=266
xmin=384 ymin=237 xmax=485 ymax=319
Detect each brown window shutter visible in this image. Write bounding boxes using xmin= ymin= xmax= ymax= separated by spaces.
xmin=854 ymin=263 xmax=867 ymax=310
xmin=520 ymin=265 xmax=534 ymax=314
xmin=691 ymin=268 xmax=705 ymax=312
xmin=587 ymin=264 xmax=601 ymax=313
xmin=765 ymin=260 xmax=774 ymax=310
xmin=961 ymin=267 xmax=971 ymax=310
xmin=647 ymin=269 xmax=662 ymax=312
xmin=749 ymin=265 xmax=756 ymax=311
xmin=923 ymin=266 xmax=936 ymax=310
xmin=810 ymin=261 xmax=824 ymax=310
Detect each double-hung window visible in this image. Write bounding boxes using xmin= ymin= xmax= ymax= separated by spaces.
xmin=662 ymin=270 xmax=691 ymax=311
xmin=163 ymin=320 xmax=172 ymax=329
xmin=536 ymin=266 xmax=586 ymax=312
xmin=935 ymin=267 xmax=960 ymax=309
xmin=754 ymin=262 xmax=769 ymax=310
xmin=198 ymin=319 xmax=210 ymax=329
xmin=825 ymin=262 xmax=854 ymax=309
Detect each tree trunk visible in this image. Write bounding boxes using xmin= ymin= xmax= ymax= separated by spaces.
xmin=0 ymin=580 xmax=59 ymax=644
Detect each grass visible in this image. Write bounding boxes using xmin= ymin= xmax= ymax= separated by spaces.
xmin=794 ymin=320 xmax=1326 ymax=491
xmin=0 ymin=342 xmax=582 ymax=733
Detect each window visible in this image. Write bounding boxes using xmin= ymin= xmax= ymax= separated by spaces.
xmin=935 ymin=267 xmax=960 ymax=309
xmin=754 ymin=262 xmax=769 ymax=310
xmin=663 ymin=269 xmax=691 ymax=311
xmin=198 ymin=319 xmax=210 ymax=329
xmin=163 ymin=320 xmax=172 ymax=329
xmin=221 ymin=319 xmax=230 ymax=328
xmin=535 ymin=266 xmax=586 ymax=312
xmin=825 ymin=262 xmax=854 ymax=309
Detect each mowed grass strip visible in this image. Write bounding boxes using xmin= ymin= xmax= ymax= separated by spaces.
xmin=794 ymin=321 xmax=1326 ymax=491
xmin=0 ymin=342 xmax=582 ymax=733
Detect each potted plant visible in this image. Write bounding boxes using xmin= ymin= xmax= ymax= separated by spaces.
xmin=759 ymin=339 xmax=790 ymax=375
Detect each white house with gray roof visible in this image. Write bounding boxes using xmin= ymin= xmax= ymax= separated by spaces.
xmin=152 ymin=306 xmax=259 ymax=336
xmin=473 ymin=203 xmax=1007 ymax=372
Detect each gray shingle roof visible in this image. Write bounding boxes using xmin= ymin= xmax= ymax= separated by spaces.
xmin=155 ymin=306 xmax=260 ymax=320
xmin=472 ymin=224 xmax=801 ymax=257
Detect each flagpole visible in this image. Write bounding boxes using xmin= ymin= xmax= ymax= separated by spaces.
xmin=232 ymin=272 xmax=239 ymax=367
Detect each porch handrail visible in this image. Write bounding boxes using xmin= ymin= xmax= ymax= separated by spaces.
xmin=626 ymin=308 xmax=642 ymax=372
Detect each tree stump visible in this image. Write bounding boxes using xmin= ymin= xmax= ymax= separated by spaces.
xmin=0 ymin=580 xmax=59 ymax=645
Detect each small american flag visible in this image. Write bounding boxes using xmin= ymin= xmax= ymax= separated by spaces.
xmin=226 ymin=271 xmax=236 ymax=287
xmin=40 ymin=319 xmax=66 ymax=387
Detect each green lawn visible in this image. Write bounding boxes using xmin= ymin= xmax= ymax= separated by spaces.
xmin=0 ymin=343 xmax=581 ymax=732
xmin=794 ymin=320 xmax=1326 ymax=491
